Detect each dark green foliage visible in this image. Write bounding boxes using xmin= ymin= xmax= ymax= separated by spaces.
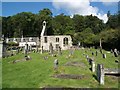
xmin=2 ymin=8 xmax=120 ymax=50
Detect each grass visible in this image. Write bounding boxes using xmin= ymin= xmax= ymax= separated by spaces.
xmin=2 ymin=48 xmax=120 ymax=88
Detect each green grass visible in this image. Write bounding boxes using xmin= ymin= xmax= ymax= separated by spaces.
xmin=2 ymin=48 xmax=120 ymax=88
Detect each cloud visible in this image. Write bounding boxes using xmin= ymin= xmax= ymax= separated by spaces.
xmin=52 ymin=0 xmax=109 ymax=23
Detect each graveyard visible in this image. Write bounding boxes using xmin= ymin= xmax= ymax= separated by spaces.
xmin=1 ymin=2 xmax=120 ymax=89
xmin=2 ymin=48 xmax=119 ymax=88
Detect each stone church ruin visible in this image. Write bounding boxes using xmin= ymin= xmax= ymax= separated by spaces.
xmin=5 ymin=21 xmax=73 ymax=51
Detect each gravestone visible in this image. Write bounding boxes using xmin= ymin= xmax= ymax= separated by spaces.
xmin=111 ymin=49 xmax=113 ymax=53
xmin=29 ymin=45 xmax=32 ymax=51
xmin=2 ymin=41 xmax=7 ymax=58
xmin=91 ymin=61 xmax=95 ymax=72
xmin=69 ymin=48 xmax=74 ymax=56
xmin=43 ymin=56 xmax=48 ymax=60
xmin=102 ymin=54 xmax=106 ymax=59
xmin=58 ymin=46 xmax=62 ymax=55
xmin=96 ymin=51 xmax=98 ymax=56
xmin=24 ymin=43 xmax=28 ymax=57
xmin=54 ymin=59 xmax=59 ymax=70
xmin=17 ymin=48 xmax=20 ymax=54
xmin=97 ymin=64 xmax=104 ymax=85
xmin=86 ymin=55 xmax=89 ymax=60
xmin=92 ymin=52 xmax=94 ymax=55
xmin=87 ymin=58 xmax=93 ymax=65
xmin=100 ymin=48 xmax=103 ymax=54
xmin=26 ymin=55 xmax=31 ymax=61
xmin=0 ymin=41 xmax=3 ymax=58
xmin=114 ymin=48 xmax=118 ymax=57
xmin=49 ymin=43 xmax=53 ymax=55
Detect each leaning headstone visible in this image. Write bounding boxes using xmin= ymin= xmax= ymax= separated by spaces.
xmin=54 ymin=59 xmax=59 ymax=70
xmin=102 ymin=54 xmax=106 ymax=59
xmin=97 ymin=64 xmax=104 ymax=85
xmin=58 ymin=46 xmax=62 ymax=55
xmin=91 ymin=61 xmax=95 ymax=72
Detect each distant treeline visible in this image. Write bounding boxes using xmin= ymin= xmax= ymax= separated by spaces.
xmin=1 ymin=8 xmax=120 ymax=50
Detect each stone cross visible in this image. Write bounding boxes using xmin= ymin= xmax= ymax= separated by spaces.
xmin=97 ymin=64 xmax=104 ymax=85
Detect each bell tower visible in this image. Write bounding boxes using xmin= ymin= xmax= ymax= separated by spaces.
xmin=41 ymin=21 xmax=46 ymax=36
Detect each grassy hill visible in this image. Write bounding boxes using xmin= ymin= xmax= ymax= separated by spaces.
xmin=2 ymin=48 xmax=119 ymax=88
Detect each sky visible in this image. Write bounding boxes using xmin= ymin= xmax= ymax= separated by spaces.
xmin=1 ymin=1 xmax=119 ymax=23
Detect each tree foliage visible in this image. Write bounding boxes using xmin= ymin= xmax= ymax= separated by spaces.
xmin=2 ymin=8 xmax=120 ymax=50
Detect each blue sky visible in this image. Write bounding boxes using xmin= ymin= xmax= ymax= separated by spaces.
xmin=1 ymin=1 xmax=119 ymax=23
xmin=2 ymin=2 xmax=118 ymax=17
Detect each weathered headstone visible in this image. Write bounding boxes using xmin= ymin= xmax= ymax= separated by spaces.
xmin=86 ymin=55 xmax=89 ymax=60
xmin=91 ymin=61 xmax=95 ymax=72
xmin=87 ymin=58 xmax=93 ymax=65
xmin=54 ymin=59 xmax=59 ymax=70
xmin=96 ymin=51 xmax=98 ymax=56
xmin=24 ymin=43 xmax=28 ymax=57
xmin=69 ymin=48 xmax=74 ymax=56
xmin=2 ymin=41 xmax=7 ymax=58
xmin=26 ymin=55 xmax=31 ymax=61
xmin=58 ymin=46 xmax=62 ymax=55
xmin=0 ymin=41 xmax=3 ymax=58
xmin=17 ymin=48 xmax=19 ymax=54
xmin=102 ymin=54 xmax=106 ymax=59
xmin=110 ymin=49 xmax=113 ymax=53
xmin=29 ymin=45 xmax=32 ymax=51
xmin=43 ymin=56 xmax=48 ymax=60
xmin=97 ymin=64 xmax=104 ymax=85
xmin=92 ymin=52 xmax=94 ymax=55
xmin=114 ymin=48 xmax=118 ymax=57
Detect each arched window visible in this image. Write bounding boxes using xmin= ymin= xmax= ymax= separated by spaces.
xmin=63 ymin=37 xmax=68 ymax=45
xmin=56 ymin=38 xmax=59 ymax=42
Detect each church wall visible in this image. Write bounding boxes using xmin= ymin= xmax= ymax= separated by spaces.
xmin=41 ymin=35 xmax=72 ymax=50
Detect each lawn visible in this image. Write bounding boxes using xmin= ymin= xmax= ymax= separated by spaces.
xmin=2 ymin=48 xmax=120 ymax=88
